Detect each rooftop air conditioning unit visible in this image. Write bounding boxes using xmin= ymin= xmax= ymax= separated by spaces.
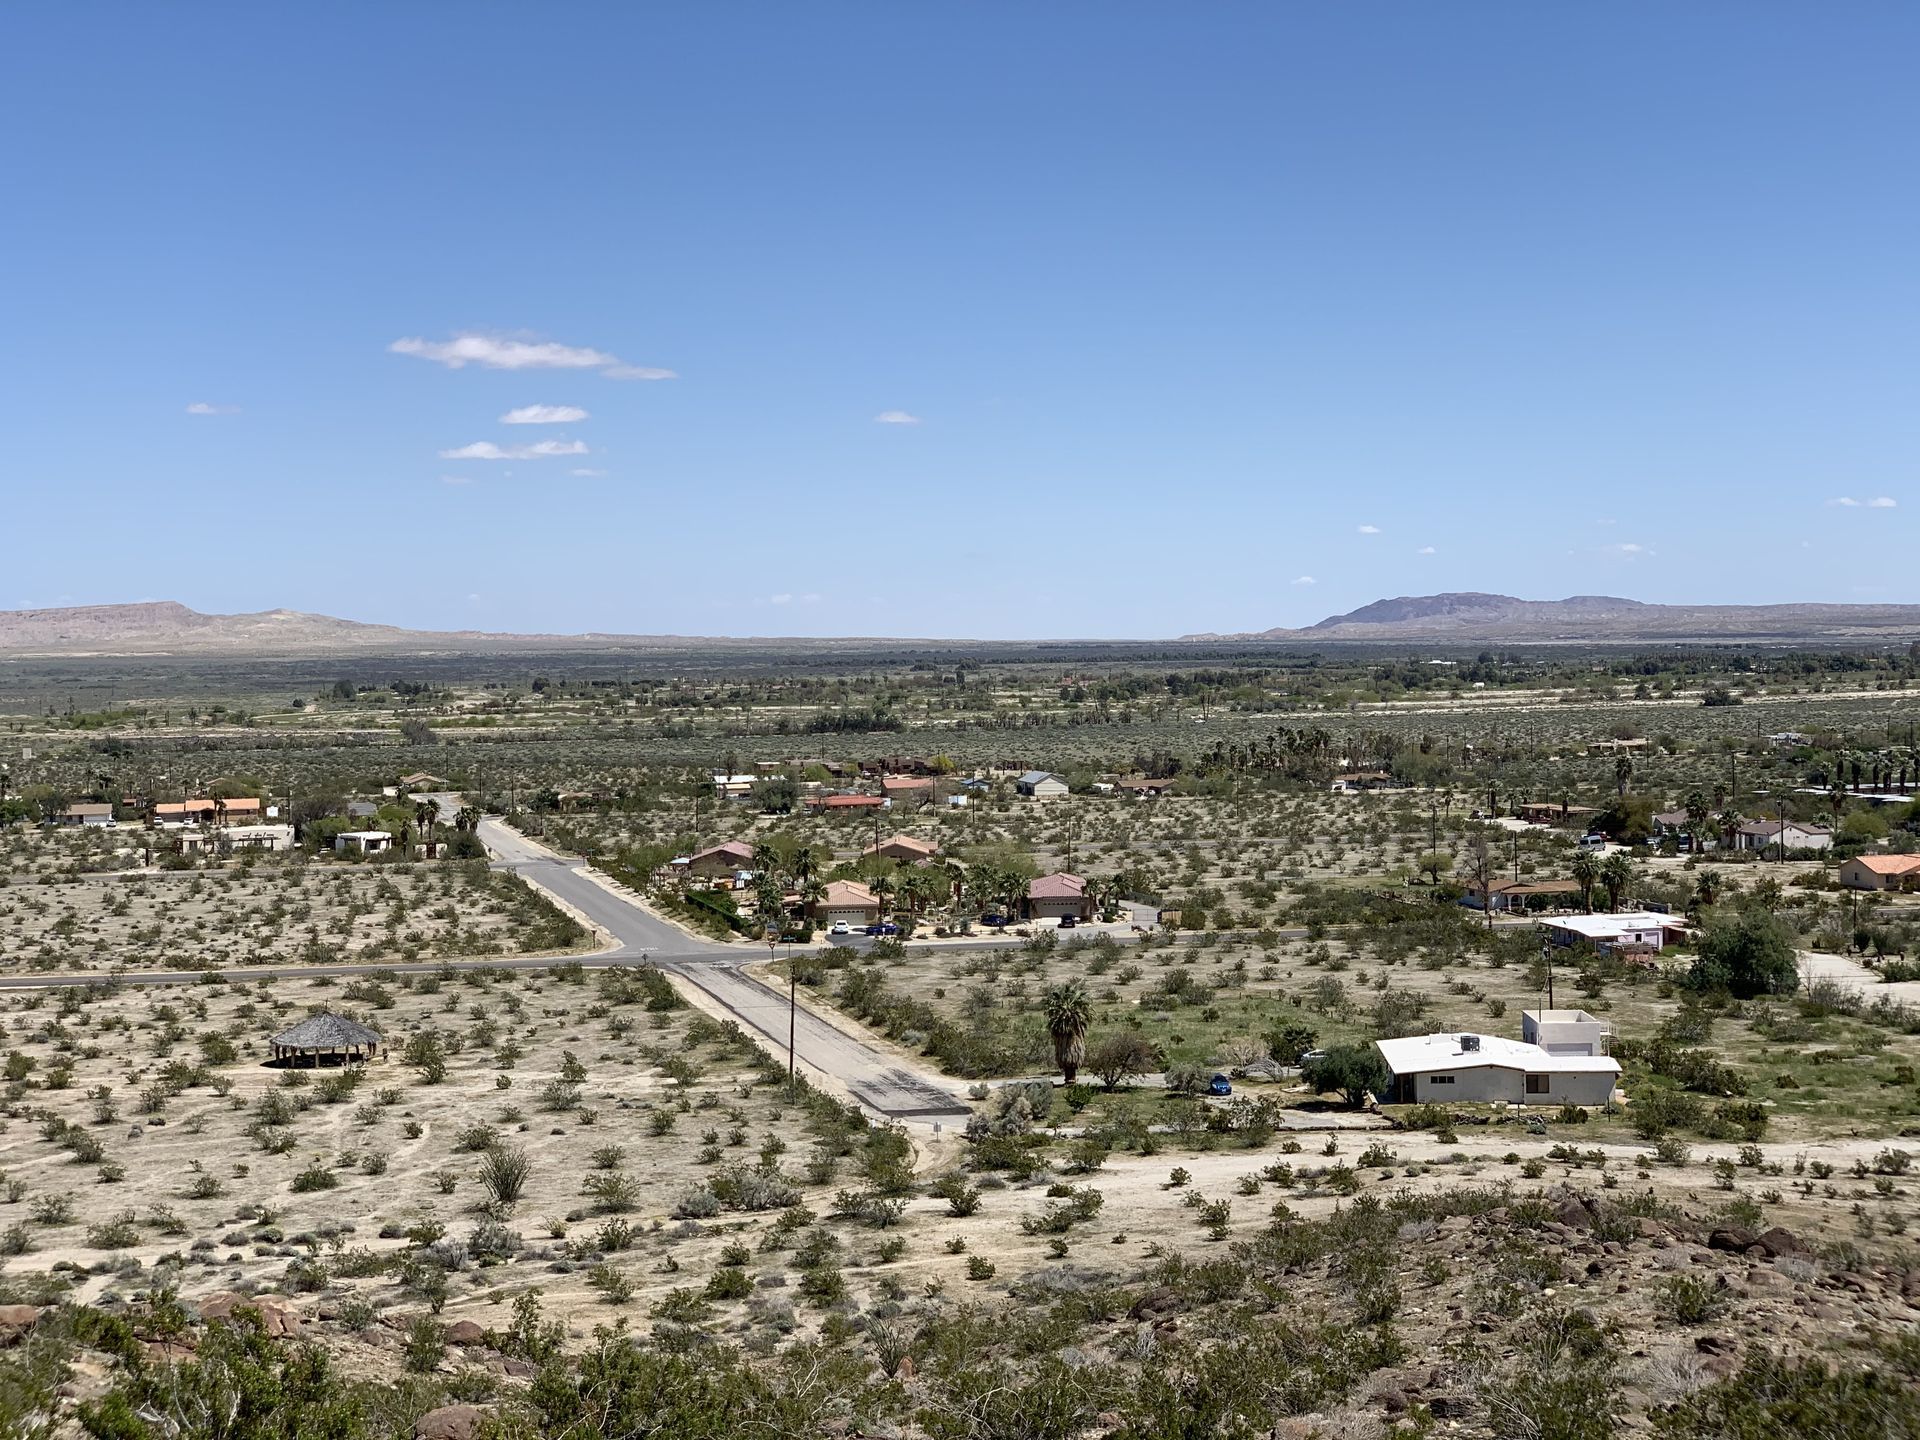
xmin=1459 ymin=1035 xmax=1480 ymax=1052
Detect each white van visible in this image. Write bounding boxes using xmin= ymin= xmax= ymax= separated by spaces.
xmin=1577 ymin=833 xmax=1607 ymax=850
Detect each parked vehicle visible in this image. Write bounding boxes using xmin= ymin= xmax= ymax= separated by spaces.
xmin=1208 ymin=1073 xmax=1233 ymax=1096
xmin=828 ymin=921 xmax=850 ymax=936
xmin=1057 ymin=915 xmax=1078 ymax=928
xmin=866 ymin=922 xmax=900 ymax=937
xmin=981 ymin=912 xmax=1008 ymax=927
xmin=1578 ymin=833 xmax=1607 ymax=850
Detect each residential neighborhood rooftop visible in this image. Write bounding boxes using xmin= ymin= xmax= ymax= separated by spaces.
xmin=1375 ymin=1032 xmax=1620 ymax=1076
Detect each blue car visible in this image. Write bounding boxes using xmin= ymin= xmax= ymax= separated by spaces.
xmin=1208 ymin=1074 xmax=1232 ymax=1097
xmin=865 ymin=922 xmax=900 ymax=937
xmin=981 ymin=913 xmax=1009 ymax=927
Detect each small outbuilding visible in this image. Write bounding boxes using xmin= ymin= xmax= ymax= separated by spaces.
xmin=335 ymin=830 xmax=394 ymax=855
xmin=269 ymin=1013 xmax=383 ymax=1067
xmin=1838 ymin=855 xmax=1920 ymax=892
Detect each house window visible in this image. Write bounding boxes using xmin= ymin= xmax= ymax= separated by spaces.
xmin=1427 ymin=1074 xmax=1455 ymax=1085
xmin=1525 ymin=1074 xmax=1550 ymax=1095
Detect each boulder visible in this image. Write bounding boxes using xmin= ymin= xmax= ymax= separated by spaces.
xmin=1706 ymin=1227 xmax=1758 ymax=1255
xmin=1754 ymin=1227 xmax=1805 ymax=1258
xmin=443 ymin=1320 xmax=488 ymax=1347
xmin=414 ymin=1405 xmax=489 ymax=1440
xmin=196 ymin=1292 xmax=302 ymax=1340
xmin=0 ymin=1307 xmax=43 ymax=1346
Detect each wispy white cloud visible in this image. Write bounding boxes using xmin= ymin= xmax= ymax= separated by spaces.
xmin=1291 ymin=575 xmax=1317 ymax=586
xmin=1356 ymin=524 xmax=1380 ymax=535
xmin=440 ymin=475 xmax=475 ymax=486
xmin=1829 ymin=495 xmax=1898 ymax=508
xmin=438 ymin=439 xmax=589 ymax=461
xmin=569 ymin=467 xmax=607 ymax=478
xmin=873 ymin=410 xmax=922 ymax=425
xmin=500 ymin=404 xmax=588 ymax=425
xmin=1606 ymin=541 xmax=1654 ymax=557
xmin=770 ymin=593 xmax=793 ymax=605
xmin=769 ymin=592 xmax=823 ymax=605
xmin=1417 ymin=545 xmax=1436 ymax=555
xmin=390 ymin=332 xmax=675 ymax=380
xmin=185 ymin=402 xmax=239 ymax=415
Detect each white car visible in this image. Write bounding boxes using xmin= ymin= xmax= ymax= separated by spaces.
xmin=828 ymin=921 xmax=850 ymax=936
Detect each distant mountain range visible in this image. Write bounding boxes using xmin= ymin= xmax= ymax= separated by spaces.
xmin=3 ymin=595 xmax=1919 ymax=659
xmin=1184 ymin=592 xmax=1920 ymax=643
xmin=0 ymin=602 xmax=740 ymax=657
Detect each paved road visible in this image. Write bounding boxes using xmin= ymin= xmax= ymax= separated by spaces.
xmin=479 ymin=821 xmax=971 ymax=1120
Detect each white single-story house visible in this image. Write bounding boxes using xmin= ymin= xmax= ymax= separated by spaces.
xmin=1839 ymin=855 xmax=1920 ymax=891
xmin=334 ymin=830 xmax=394 ymax=855
xmin=1015 ymin=771 xmax=1069 ymax=801
xmin=1539 ymin=911 xmax=1674 ymax=953
xmin=59 ymin=803 xmax=115 ymax=827
xmin=1732 ymin=819 xmax=1832 ymax=853
xmin=1376 ymin=1032 xmax=1621 ymax=1107
xmin=1521 ymin=1008 xmax=1612 ymax=1056
xmin=711 ymin=774 xmax=757 ymax=800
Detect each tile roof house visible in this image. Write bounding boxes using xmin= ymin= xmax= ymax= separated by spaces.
xmin=685 ymin=841 xmax=757 ymax=880
xmin=864 ymin=834 xmax=940 ymax=864
xmin=59 ymin=803 xmax=114 ymax=826
xmin=1838 ymin=854 xmax=1920 ymax=891
xmin=814 ymin=880 xmax=880 ymax=926
xmin=1026 ymin=872 xmax=1092 ymax=921
xmin=806 ymin=794 xmax=887 ymax=812
xmin=154 ymin=797 xmax=262 ymax=825
xmin=1461 ymin=878 xmax=1583 ymax=914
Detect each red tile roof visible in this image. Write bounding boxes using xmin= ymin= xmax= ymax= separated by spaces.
xmin=1028 ymin=872 xmax=1086 ymax=900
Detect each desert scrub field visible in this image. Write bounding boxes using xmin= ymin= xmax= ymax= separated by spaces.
xmin=0 ymin=859 xmax=590 ymax=973
xmin=789 ymin=899 xmax=1920 ymax=1143
xmin=0 ymin=954 xmax=1915 ymax=1440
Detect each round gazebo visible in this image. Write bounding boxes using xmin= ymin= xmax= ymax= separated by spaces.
xmin=268 ymin=1013 xmax=383 ymax=1068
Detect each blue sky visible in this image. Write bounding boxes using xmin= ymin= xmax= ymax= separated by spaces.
xmin=3 ymin=5 xmax=1916 ymax=639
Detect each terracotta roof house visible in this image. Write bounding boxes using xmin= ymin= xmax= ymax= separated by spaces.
xmin=1839 ymin=855 xmax=1920 ymax=891
xmin=864 ymin=834 xmax=940 ymax=864
xmin=1462 ymin=878 xmax=1583 ymax=914
xmin=1026 ymin=872 xmax=1093 ymax=921
xmin=1118 ymin=777 xmax=1176 ymax=796
xmin=881 ymin=776 xmax=934 ymax=797
xmin=685 ymin=841 xmax=757 ymax=880
xmin=814 ymin=880 xmax=880 ymax=926
xmin=806 ymin=794 xmax=887 ymax=812
xmin=154 ymin=797 xmax=261 ymax=824
xmin=397 ymin=773 xmax=446 ymax=790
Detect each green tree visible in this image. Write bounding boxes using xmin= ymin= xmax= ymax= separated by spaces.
xmin=1042 ymin=982 xmax=1092 ymax=1085
xmin=1301 ymin=1044 xmax=1388 ymax=1106
xmin=1688 ymin=908 xmax=1798 ymax=999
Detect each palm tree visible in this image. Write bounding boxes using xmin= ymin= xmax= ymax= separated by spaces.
xmin=455 ymin=805 xmax=482 ymax=832
xmin=1691 ymin=868 xmax=1723 ymax=914
xmin=1614 ymin=754 xmax=1634 ymax=798
xmin=415 ymin=800 xmax=438 ymax=858
xmin=1042 ymin=982 xmax=1092 ymax=1085
xmin=1599 ymin=852 xmax=1634 ymax=911
xmin=869 ymin=870 xmax=896 ymax=921
xmin=1570 ymin=849 xmax=1600 ymax=914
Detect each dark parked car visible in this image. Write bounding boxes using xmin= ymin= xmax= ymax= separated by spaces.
xmin=1057 ymin=915 xmax=1078 ymax=928
xmin=981 ymin=913 xmax=1009 ymax=927
xmin=865 ymin=922 xmax=900 ymax=937
xmin=1208 ymin=1073 xmax=1233 ymax=1096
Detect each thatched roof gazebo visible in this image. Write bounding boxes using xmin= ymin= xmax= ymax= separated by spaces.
xmin=269 ymin=1013 xmax=383 ymax=1067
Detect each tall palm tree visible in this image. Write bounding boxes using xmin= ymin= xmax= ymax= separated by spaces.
xmin=869 ymin=870 xmax=896 ymax=921
xmin=415 ymin=800 xmax=439 ymax=858
xmin=1042 ymin=981 xmax=1092 ymax=1085
xmin=1691 ymin=868 xmax=1723 ymax=914
xmin=455 ymin=805 xmax=482 ymax=832
xmin=1599 ymin=852 xmax=1634 ymax=911
xmin=1614 ymin=754 xmax=1634 ymax=798
xmin=1570 ymin=849 xmax=1600 ymax=914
